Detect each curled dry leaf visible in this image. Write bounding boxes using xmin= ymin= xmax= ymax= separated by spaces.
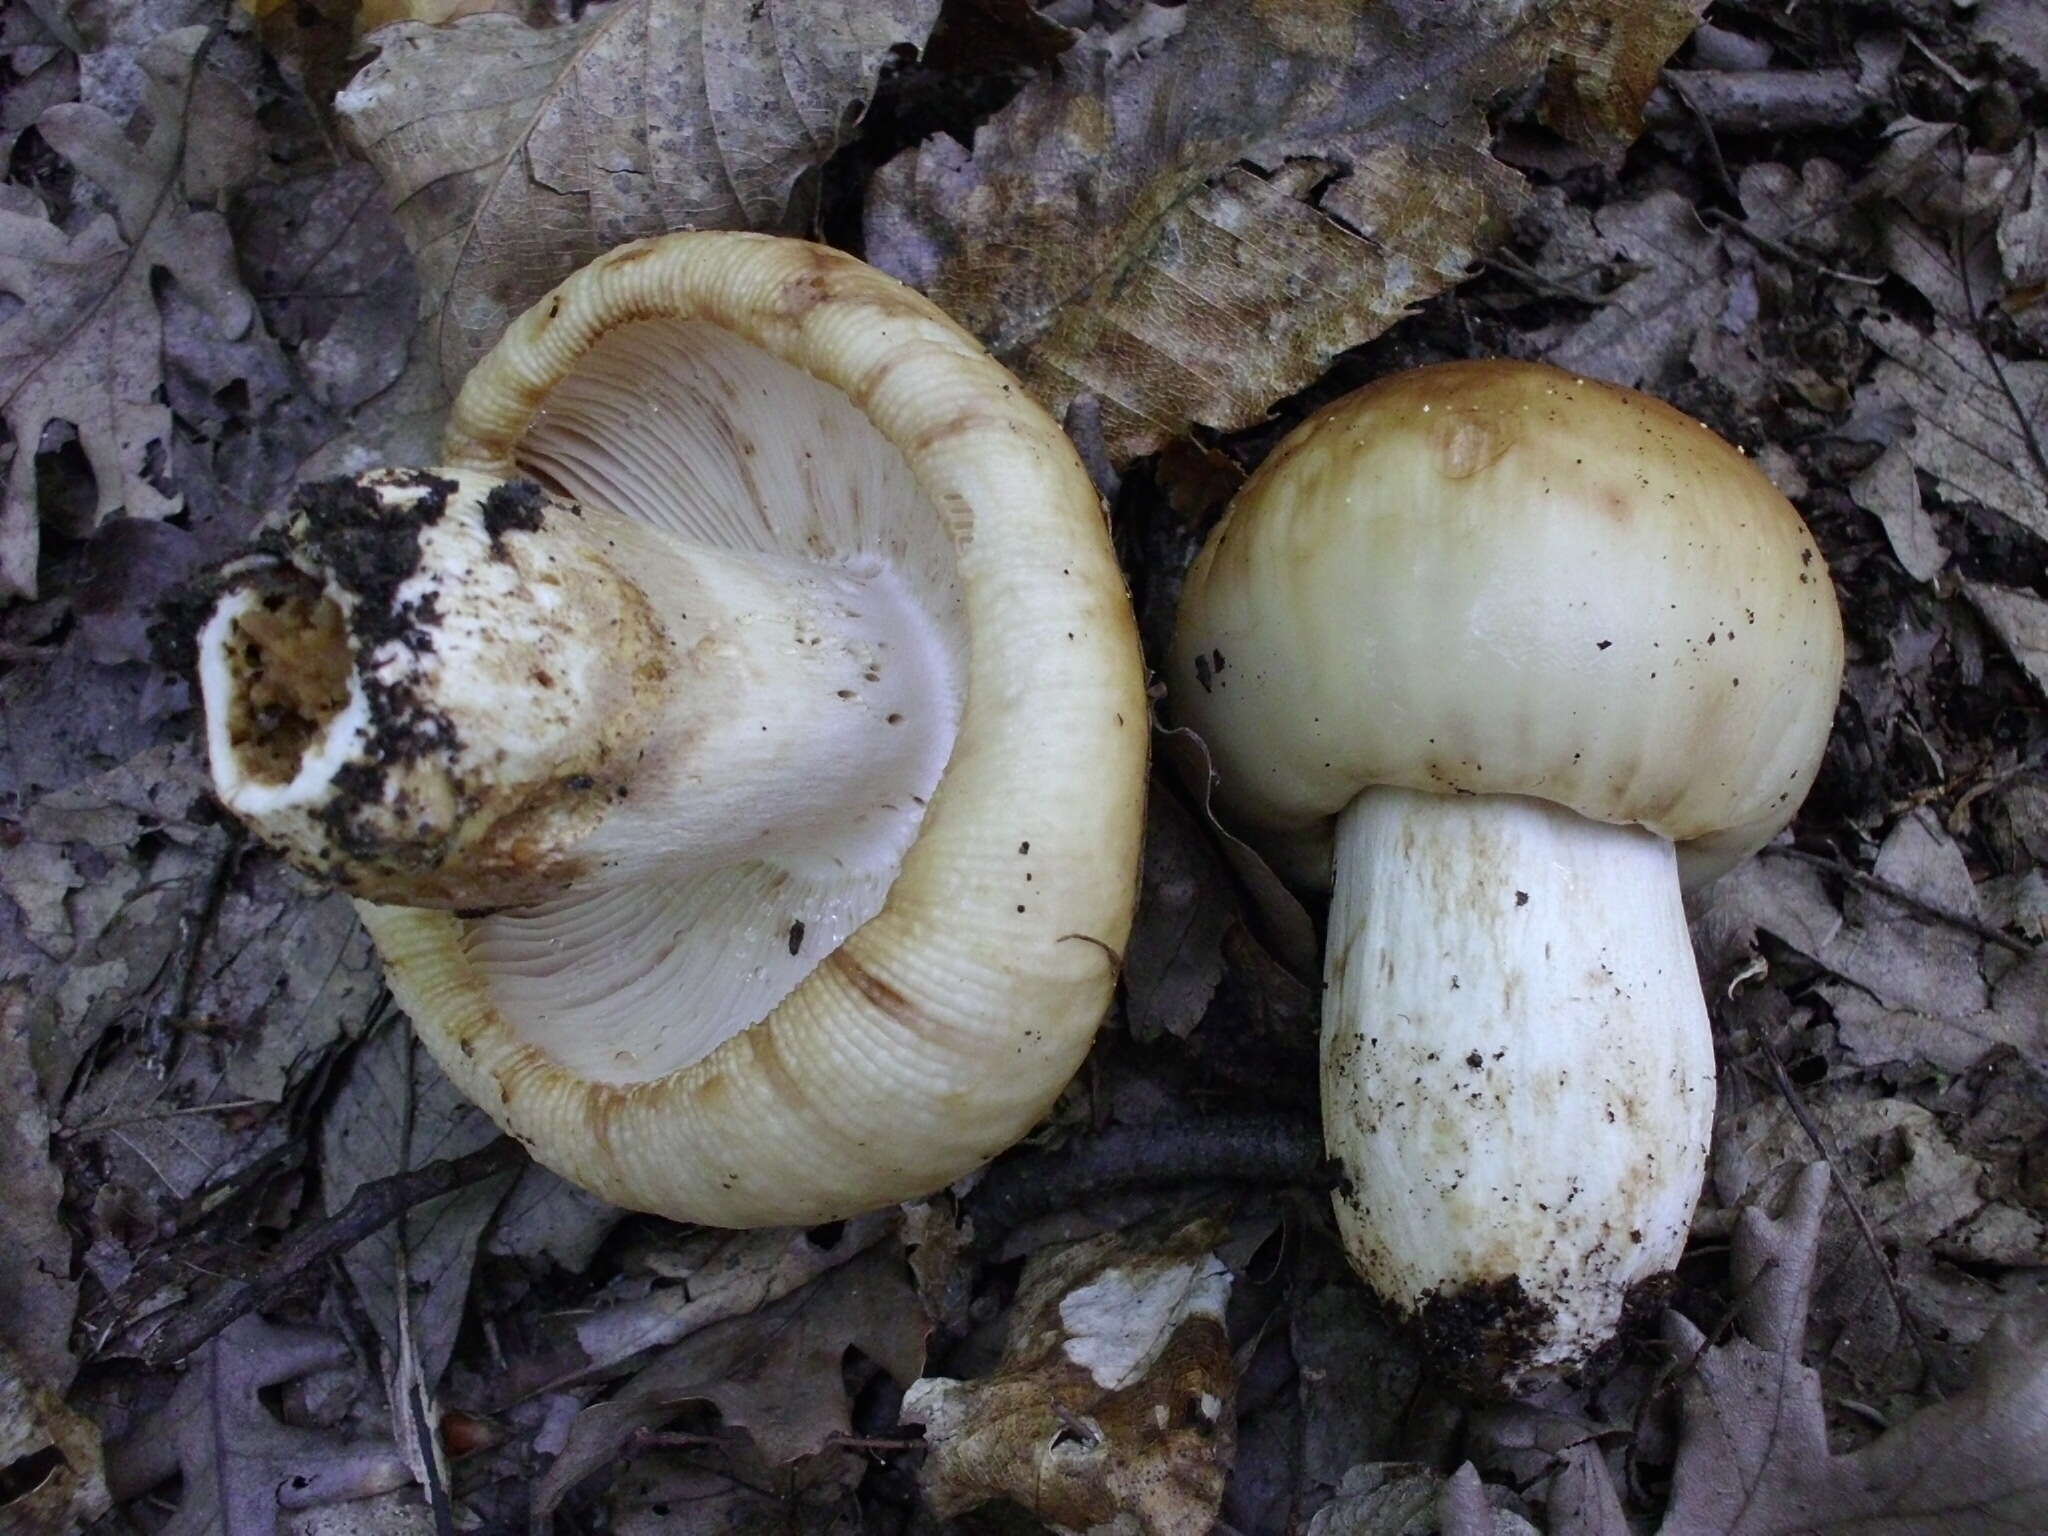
xmin=0 ymin=27 xmax=255 ymax=598
xmin=866 ymin=0 xmax=1703 ymax=463
xmin=334 ymin=0 xmax=940 ymax=411
xmin=903 ymin=1220 xmax=1236 ymax=1535
xmin=0 ymin=1339 xmax=108 ymax=1536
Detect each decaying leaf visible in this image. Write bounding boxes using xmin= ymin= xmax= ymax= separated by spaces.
xmin=334 ymin=0 xmax=941 ymax=416
xmin=0 ymin=1339 xmax=108 ymax=1536
xmin=1692 ymin=813 xmax=2034 ymax=1075
xmin=1526 ymin=188 xmax=1728 ymax=392
xmin=903 ymin=1220 xmax=1236 ymax=1535
xmin=1858 ymin=315 xmax=2048 ymax=543
xmin=0 ymin=26 xmax=255 ymax=598
xmin=0 ymin=988 xmax=76 ymax=1397
xmin=535 ymin=1243 xmax=926 ymax=1519
xmin=1849 ymin=443 xmax=1948 ymax=586
xmin=1966 ymin=580 xmax=2048 ymax=698
xmin=321 ymin=1017 xmax=516 ymax=1399
xmin=1291 ymin=1282 xmax=1425 ymax=1496
xmin=1715 ymin=1097 xmax=2043 ymax=1270
xmin=609 ymin=1443 xmax=864 ymax=1535
xmin=104 ymin=1316 xmax=411 ymax=1536
xmin=567 ymin=1211 xmax=895 ymax=1374
xmin=1124 ymin=786 xmax=1239 ymax=1042
xmin=866 ymin=0 xmax=1702 ymax=462
xmin=1306 ymin=1462 xmax=1537 ymax=1535
xmin=1639 ymin=1165 xmax=2048 ymax=1535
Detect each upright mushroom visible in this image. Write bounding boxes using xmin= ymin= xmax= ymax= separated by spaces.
xmin=197 ymin=233 xmax=1148 ymax=1226
xmin=1169 ymin=360 xmax=1842 ymax=1389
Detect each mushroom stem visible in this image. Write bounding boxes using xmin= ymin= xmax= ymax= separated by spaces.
xmin=1321 ymin=785 xmax=1715 ymax=1391
xmin=199 ymin=469 xmax=958 ymax=910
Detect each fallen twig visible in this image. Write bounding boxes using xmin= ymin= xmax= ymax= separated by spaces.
xmin=1763 ymin=844 xmax=2035 ymax=956
xmin=1755 ymin=1037 xmax=1931 ymax=1375
xmin=967 ymin=1112 xmax=1328 ymax=1249
xmin=1646 ymin=69 xmax=1877 ymax=133
xmin=137 ymin=1137 xmax=527 ymax=1367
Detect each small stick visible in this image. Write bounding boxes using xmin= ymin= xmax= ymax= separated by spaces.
xmin=137 ymin=1137 xmax=527 ymax=1367
xmin=1763 ymin=844 xmax=2034 ymax=956
xmin=1703 ymin=209 xmax=1886 ymax=286
xmin=967 ymin=1112 xmax=1328 ymax=1248
xmin=1755 ymin=1037 xmax=1931 ymax=1374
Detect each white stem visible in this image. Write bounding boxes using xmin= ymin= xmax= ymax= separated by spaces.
xmin=1322 ymin=786 xmax=1715 ymax=1390
xmin=200 ymin=470 xmax=957 ymax=909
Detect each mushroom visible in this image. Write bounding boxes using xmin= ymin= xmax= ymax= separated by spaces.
xmin=197 ymin=233 xmax=1148 ymax=1226
xmin=1168 ymin=360 xmax=1842 ymax=1389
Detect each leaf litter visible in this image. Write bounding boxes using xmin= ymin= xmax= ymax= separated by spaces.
xmin=1 ymin=0 xmax=2045 ymax=1531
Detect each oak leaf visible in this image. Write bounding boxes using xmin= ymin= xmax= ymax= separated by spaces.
xmin=1536 ymin=1165 xmax=2048 ymax=1534
xmin=0 ymin=27 xmax=255 ymax=598
xmin=104 ymin=1317 xmax=410 ymax=1536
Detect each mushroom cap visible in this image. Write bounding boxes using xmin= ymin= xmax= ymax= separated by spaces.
xmin=360 ymin=233 xmax=1148 ymax=1226
xmin=1169 ymin=360 xmax=1843 ymax=888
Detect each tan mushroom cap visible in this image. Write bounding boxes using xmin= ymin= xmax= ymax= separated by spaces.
xmin=1170 ymin=360 xmax=1844 ymax=889
xmin=360 ymin=234 xmax=1148 ymax=1226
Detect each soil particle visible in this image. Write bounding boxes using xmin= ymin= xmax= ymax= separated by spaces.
xmin=283 ymin=472 xmax=466 ymax=861
xmin=1412 ymin=1274 xmax=1556 ymax=1397
xmin=291 ymin=472 xmax=455 ymax=651
xmin=480 ymin=478 xmax=549 ymax=558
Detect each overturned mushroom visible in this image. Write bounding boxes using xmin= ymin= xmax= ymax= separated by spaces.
xmin=198 ymin=234 xmax=1148 ymax=1226
xmin=1169 ymin=360 xmax=1843 ymax=1389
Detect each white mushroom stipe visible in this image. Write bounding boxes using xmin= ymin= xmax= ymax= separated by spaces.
xmin=1324 ymin=787 xmax=1713 ymax=1380
xmin=195 ymin=233 xmax=1149 ymax=1229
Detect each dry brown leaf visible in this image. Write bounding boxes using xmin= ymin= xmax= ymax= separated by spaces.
xmin=1713 ymin=1098 xmax=2031 ymax=1264
xmin=535 ymin=1243 xmax=926 ymax=1520
xmin=1848 ymin=443 xmax=1948 ymax=585
xmin=1646 ymin=1166 xmax=2048 ymax=1535
xmin=0 ymin=1337 xmax=107 ymax=1536
xmin=903 ymin=1220 xmax=1236 ymax=1535
xmin=1307 ymin=1462 xmax=1538 ymax=1535
xmin=567 ymin=1213 xmax=894 ymax=1373
xmin=1527 ymin=188 xmax=1729 ymax=391
xmin=334 ymin=0 xmax=941 ymax=416
xmin=0 ymin=988 xmax=76 ymax=1397
xmin=0 ymin=27 xmax=256 ymax=599
xmin=1124 ymin=786 xmax=1240 ymax=1042
xmin=321 ymin=1018 xmax=516 ymax=1399
xmin=1875 ymin=309 xmax=2048 ymax=536
xmin=865 ymin=0 xmax=1701 ymax=462
xmin=1965 ymin=580 xmax=2048 ymax=698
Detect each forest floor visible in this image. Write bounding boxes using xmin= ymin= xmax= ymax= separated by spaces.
xmin=2 ymin=0 xmax=2046 ymax=1532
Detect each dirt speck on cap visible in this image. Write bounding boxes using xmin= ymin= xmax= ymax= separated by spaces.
xmin=480 ymin=479 xmax=549 ymax=558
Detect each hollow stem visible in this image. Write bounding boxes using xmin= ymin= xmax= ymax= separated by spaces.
xmin=1321 ymin=786 xmax=1715 ymax=1391
xmin=199 ymin=469 xmax=958 ymax=909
